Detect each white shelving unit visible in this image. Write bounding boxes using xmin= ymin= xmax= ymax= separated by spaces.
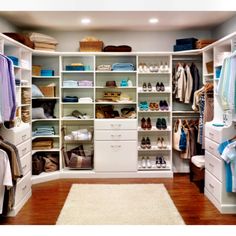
xmin=0 ymin=34 xmax=32 ymax=216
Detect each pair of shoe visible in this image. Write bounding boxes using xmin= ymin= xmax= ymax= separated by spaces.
xmin=149 ymin=102 xmax=159 ymax=111
xmin=159 ymin=62 xmax=169 ymax=72
xmin=156 ymin=118 xmax=167 ymax=130
xmin=157 ymin=137 xmax=167 ymax=149
xmin=139 ymin=101 xmax=148 ymax=111
xmin=142 ymin=82 xmax=152 ymax=92
xmin=159 ymin=100 xmax=169 ymax=110
xmin=156 ymin=156 xmax=166 ymax=168
xmin=141 ymin=137 xmax=151 ymax=149
xmin=139 ymin=63 xmax=150 ymax=73
xmin=149 ymin=65 xmax=159 ymax=72
xmin=141 ymin=157 xmax=151 ymax=168
xmin=156 ymin=82 xmax=165 ymax=92
xmin=141 ymin=117 xmax=152 ymax=130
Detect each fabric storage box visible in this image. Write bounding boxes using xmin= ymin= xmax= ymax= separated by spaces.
xmin=173 ymin=44 xmax=195 ymax=52
xmin=39 ymin=86 xmax=56 ymax=97
xmin=7 ymin=56 xmax=19 ymax=66
xmin=196 ymin=39 xmax=216 ymax=49
xmin=41 ymin=69 xmax=54 ymax=76
xmin=65 ymin=65 xmax=85 ymax=71
xmin=79 ymin=41 xmax=103 ymax=52
xmin=215 ymin=66 xmax=222 ymax=79
xmin=32 ymin=65 xmax=41 ymax=76
xmin=206 ymin=61 xmax=213 ymax=74
xmin=176 ymin=37 xmax=198 ymax=45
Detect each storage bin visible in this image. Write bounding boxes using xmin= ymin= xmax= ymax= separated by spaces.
xmin=41 ymin=69 xmax=54 ymax=76
xmin=206 ymin=61 xmax=213 ymax=74
xmin=8 ymin=55 xmax=19 ymax=66
xmin=32 ymin=65 xmax=41 ymax=76
xmin=79 ymin=41 xmax=103 ymax=52
xmin=173 ymin=44 xmax=195 ymax=52
xmin=65 ymin=65 xmax=85 ymax=71
xmin=215 ymin=66 xmax=222 ymax=79
xmin=176 ymin=38 xmax=198 ymax=45
xmin=39 ymin=86 xmax=56 ymax=97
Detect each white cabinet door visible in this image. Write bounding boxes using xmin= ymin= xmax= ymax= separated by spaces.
xmin=95 ymin=141 xmax=137 ymax=172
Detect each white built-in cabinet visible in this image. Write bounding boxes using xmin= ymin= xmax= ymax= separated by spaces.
xmin=203 ymin=33 xmax=236 ymax=214
xmin=0 ymin=34 xmax=32 ymax=216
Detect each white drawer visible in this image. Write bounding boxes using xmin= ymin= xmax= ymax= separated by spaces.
xmin=20 ymin=152 xmax=31 ymax=177
xmin=95 ymin=130 xmax=137 ymax=141
xmin=205 ymin=138 xmax=221 ymax=159
xmin=205 ymin=170 xmax=222 ymax=203
xmin=95 ymin=141 xmax=137 ymax=172
xmin=15 ymin=171 xmax=31 ymax=206
xmin=95 ymin=119 xmax=137 ymax=130
xmin=205 ymin=125 xmax=221 ymax=143
xmin=0 ymin=124 xmax=31 ymax=146
xmin=17 ymin=139 xmax=31 ymax=158
xmin=205 ymin=151 xmax=223 ymax=182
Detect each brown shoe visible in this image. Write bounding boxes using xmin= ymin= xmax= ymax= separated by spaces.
xmin=147 ymin=117 xmax=152 ymax=130
xmin=141 ymin=118 xmax=147 ymax=129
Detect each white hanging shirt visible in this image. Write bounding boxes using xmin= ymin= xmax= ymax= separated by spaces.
xmin=0 ymin=149 xmax=13 ymax=214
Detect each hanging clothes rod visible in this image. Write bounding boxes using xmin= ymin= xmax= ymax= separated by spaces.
xmin=172 ymin=111 xmax=200 ymax=114
xmin=172 ymin=57 xmax=202 ymax=62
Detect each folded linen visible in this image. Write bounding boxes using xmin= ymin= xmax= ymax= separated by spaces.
xmin=97 ymin=64 xmax=112 ymax=71
xmin=63 ymin=80 xmax=78 ymax=87
xmin=28 ymin=32 xmax=58 ymax=44
xmin=34 ymin=42 xmax=57 ymax=49
xmin=112 ymin=63 xmax=135 ymax=71
xmin=79 ymin=97 xmax=93 ymax=103
xmin=78 ymin=80 xmax=93 ymax=87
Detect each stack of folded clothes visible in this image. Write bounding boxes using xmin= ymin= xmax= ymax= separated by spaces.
xmin=32 ymin=138 xmax=54 ymax=150
xmin=63 ymin=80 xmax=78 ymax=87
xmin=79 ymin=97 xmax=93 ymax=103
xmin=112 ymin=63 xmax=135 ymax=71
xmin=78 ymin=80 xmax=93 ymax=87
xmin=33 ymin=126 xmax=55 ymax=136
xmin=28 ymin=32 xmax=58 ymax=51
xmin=22 ymin=107 xmax=30 ymax=123
xmin=64 ymin=129 xmax=92 ymax=141
xmin=97 ymin=64 xmax=112 ymax=71
xmin=22 ymin=89 xmax=31 ymax=104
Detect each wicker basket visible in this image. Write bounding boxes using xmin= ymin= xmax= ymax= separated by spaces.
xmin=79 ymin=41 xmax=103 ymax=52
xmin=206 ymin=61 xmax=213 ymax=74
xmin=39 ymin=86 xmax=55 ymax=97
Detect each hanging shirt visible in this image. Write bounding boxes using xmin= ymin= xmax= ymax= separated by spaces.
xmin=221 ymin=141 xmax=236 ymax=192
xmin=0 ymin=149 xmax=13 ymax=214
xmin=0 ymin=54 xmax=17 ymax=122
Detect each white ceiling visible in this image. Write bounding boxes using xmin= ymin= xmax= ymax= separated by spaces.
xmin=0 ymin=11 xmax=235 ymax=31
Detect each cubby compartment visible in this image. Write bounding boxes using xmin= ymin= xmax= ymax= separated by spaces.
xmin=62 ymin=73 xmax=94 ymax=88
xmin=62 ymin=87 xmax=94 ymax=102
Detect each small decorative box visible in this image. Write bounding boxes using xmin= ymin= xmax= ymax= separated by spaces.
xmin=65 ymin=65 xmax=85 ymax=71
xmin=41 ymin=70 xmax=55 ymax=76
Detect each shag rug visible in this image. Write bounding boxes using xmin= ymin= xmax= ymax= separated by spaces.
xmin=56 ymin=184 xmax=185 ymax=225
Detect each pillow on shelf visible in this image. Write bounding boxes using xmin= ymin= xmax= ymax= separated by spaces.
xmin=32 ymin=84 xmax=44 ymax=98
xmin=32 ymin=107 xmax=47 ymax=119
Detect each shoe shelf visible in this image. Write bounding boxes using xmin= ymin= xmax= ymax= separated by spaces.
xmin=137 ymin=126 xmax=171 ymax=132
xmin=137 ymin=146 xmax=171 ymax=151
xmin=137 ymin=71 xmax=171 ymax=75
xmin=96 ymin=101 xmax=136 ymax=104
xmin=137 ymin=88 xmax=171 ymax=93
xmin=96 ymin=86 xmax=136 ymax=89
xmin=138 ymin=109 xmax=171 ymax=113
xmin=138 ymin=166 xmax=171 ymax=171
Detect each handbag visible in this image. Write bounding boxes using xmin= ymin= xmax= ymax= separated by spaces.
xmin=32 ymin=154 xmax=45 ymax=175
xmin=43 ymin=155 xmax=59 ymax=172
xmin=179 ymin=127 xmax=187 ymax=151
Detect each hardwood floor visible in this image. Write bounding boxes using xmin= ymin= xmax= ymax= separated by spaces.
xmin=0 ymin=174 xmax=236 ymax=225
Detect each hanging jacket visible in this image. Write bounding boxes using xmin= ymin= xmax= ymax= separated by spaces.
xmin=184 ymin=65 xmax=193 ymax=103
xmin=176 ymin=65 xmax=186 ymax=102
xmin=190 ymin=63 xmax=200 ymax=102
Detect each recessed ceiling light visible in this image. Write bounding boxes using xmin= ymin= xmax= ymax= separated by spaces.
xmin=81 ymin=18 xmax=91 ymax=24
xmin=149 ymin=18 xmax=159 ymax=24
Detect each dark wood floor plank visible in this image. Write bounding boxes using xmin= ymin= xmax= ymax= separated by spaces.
xmin=1 ymin=174 xmax=236 ymax=225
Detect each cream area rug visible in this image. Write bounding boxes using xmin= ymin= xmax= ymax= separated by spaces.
xmin=56 ymin=184 xmax=185 ymax=225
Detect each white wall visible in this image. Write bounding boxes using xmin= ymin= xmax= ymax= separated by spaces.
xmin=30 ymin=29 xmax=212 ymax=52
xmin=212 ymin=14 xmax=236 ymax=39
xmin=0 ymin=16 xmax=18 ymax=32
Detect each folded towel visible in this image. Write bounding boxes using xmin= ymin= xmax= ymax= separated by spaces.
xmin=79 ymin=97 xmax=93 ymax=103
xmin=97 ymin=64 xmax=112 ymax=71
xmin=112 ymin=63 xmax=134 ymax=71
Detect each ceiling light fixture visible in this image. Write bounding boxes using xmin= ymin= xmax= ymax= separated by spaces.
xmin=149 ymin=18 xmax=159 ymax=24
xmin=81 ymin=18 xmax=91 ymax=24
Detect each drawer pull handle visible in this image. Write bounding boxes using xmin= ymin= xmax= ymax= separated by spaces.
xmin=209 ymin=163 xmax=214 ymax=167
xmin=209 ymin=183 xmax=214 ymax=189
xmin=22 ymin=147 xmax=27 ymax=154
xmin=111 ymin=145 xmax=121 ymax=148
xmin=111 ymin=134 xmax=122 ymax=138
xmin=22 ymin=185 xmax=27 ymax=191
xmin=22 ymin=164 xmax=27 ymax=169
xmin=209 ymin=146 xmax=214 ymax=150
xmin=22 ymin=134 xmax=27 ymax=140
xmin=111 ymin=124 xmax=122 ymax=128
xmin=209 ymin=132 xmax=214 ymax=137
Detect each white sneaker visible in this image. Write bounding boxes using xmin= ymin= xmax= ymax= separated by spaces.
xmin=164 ymin=63 xmax=169 ymax=72
xmin=146 ymin=157 xmax=151 ymax=168
xmin=141 ymin=157 xmax=146 ymax=168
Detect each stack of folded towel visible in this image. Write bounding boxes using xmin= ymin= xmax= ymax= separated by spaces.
xmin=112 ymin=63 xmax=135 ymax=71
xmin=64 ymin=129 xmax=92 ymax=141
xmin=79 ymin=97 xmax=93 ymax=103
xmin=33 ymin=126 xmax=55 ymax=136
xmin=28 ymin=32 xmax=58 ymax=51
xmin=32 ymin=138 xmax=54 ymax=150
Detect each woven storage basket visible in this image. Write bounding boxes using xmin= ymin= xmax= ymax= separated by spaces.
xmin=39 ymin=86 xmax=55 ymax=97
xmin=32 ymin=65 xmax=41 ymax=76
xmin=79 ymin=41 xmax=103 ymax=52
xmin=206 ymin=61 xmax=213 ymax=74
